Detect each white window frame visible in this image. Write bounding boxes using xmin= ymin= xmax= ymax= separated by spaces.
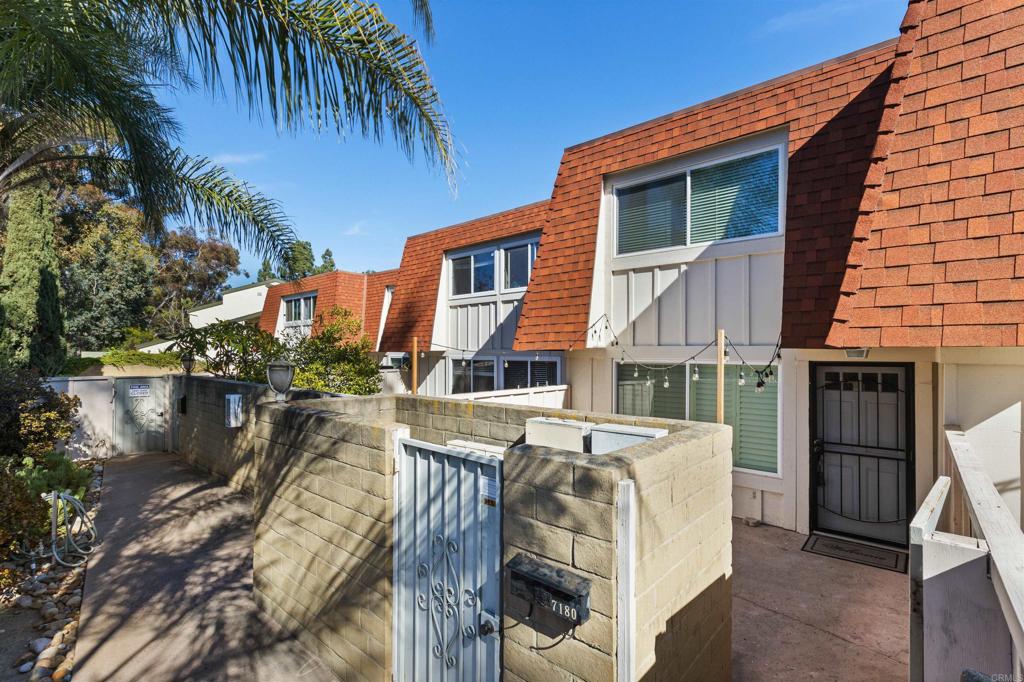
xmin=447 ymin=235 xmax=542 ymax=300
xmin=500 ymin=354 xmax=561 ymax=390
xmin=282 ymin=292 xmax=317 ymax=327
xmin=609 ymin=139 xmax=787 ymax=260
xmin=500 ymin=238 xmax=540 ymax=294
xmin=449 ymin=246 xmax=497 ymax=299
xmin=449 ymin=355 xmax=498 ymax=394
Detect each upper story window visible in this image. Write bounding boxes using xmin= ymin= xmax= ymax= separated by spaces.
xmin=451 ymin=250 xmax=495 ymax=296
xmin=615 ymin=146 xmax=781 ymax=256
xmin=284 ymin=293 xmax=316 ymax=325
xmin=450 ymin=237 xmax=540 ymax=296
xmin=504 ymin=242 xmax=538 ymax=290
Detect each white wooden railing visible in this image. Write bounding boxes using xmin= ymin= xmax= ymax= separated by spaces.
xmin=460 ymin=384 xmax=569 ymax=408
xmin=910 ymin=428 xmax=1024 ymax=681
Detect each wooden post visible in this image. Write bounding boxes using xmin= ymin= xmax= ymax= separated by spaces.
xmin=411 ymin=336 xmax=419 ymax=396
xmin=716 ymin=328 xmax=725 ymax=424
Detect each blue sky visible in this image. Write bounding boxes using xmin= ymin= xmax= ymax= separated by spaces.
xmin=166 ymin=0 xmax=907 ymax=283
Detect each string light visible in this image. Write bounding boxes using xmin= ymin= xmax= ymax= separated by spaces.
xmin=633 ymin=366 xmax=639 ymax=378
xmin=737 ymin=370 xmax=746 ymax=386
xmin=755 ymin=379 xmax=766 ymax=393
xmin=662 ymin=371 xmax=670 ymax=389
xmin=692 ymin=366 xmax=700 ymax=382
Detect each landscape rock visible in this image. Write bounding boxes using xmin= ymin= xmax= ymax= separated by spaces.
xmin=52 ymin=661 xmax=72 ymax=682
xmin=17 ymin=661 xmax=32 ymax=674
xmin=64 ymin=595 xmax=81 ymax=608
xmin=30 ymin=638 xmax=51 ymax=654
xmin=15 ymin=595 xmax=34 ymax=609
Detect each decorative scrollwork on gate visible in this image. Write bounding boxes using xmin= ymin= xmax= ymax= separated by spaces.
xmin=415 ymin=534 xmax=467 ymax=668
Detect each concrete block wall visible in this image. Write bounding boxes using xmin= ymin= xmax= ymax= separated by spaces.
xmin=174 ymin=380 xmax=733 ymax=682
xmin=176 ymin=377 xmax=274 ymax=492
xmin=502 ymin=444 xmax=622 ymax=682
xmin=629 ymin=423 xmax=733 ymax=681
xmin=251 ymin=400 xmax=407 ymax=682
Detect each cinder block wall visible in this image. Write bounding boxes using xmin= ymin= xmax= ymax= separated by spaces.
xmin=502 ymin=444 xmax=622 ymax=682
xmin=251 ymin=400 xmax=407 ymax=682
xmin=176 ymin=376 xmax=273 ymax=492
xmin=629 ymin=423 xmax=733 ymax=681
xmin=174 ymin=380 xmax=733 ymax=682
xmin=501 ymin=422 xmax=733 ymax=682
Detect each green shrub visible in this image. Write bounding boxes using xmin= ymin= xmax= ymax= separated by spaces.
xmin=16 ymin=452 xmax=92 ymax=501
xmin=290 ymin=307 xmax=381 ymax=395
xmin=175 ymin=321 xmax=283 ymax=383
xmin=0 ymin=465 xmax=48 ymax=549
xmin=59 ymin=356 xmax=101 ymax=376
xmin=0 ymin=368 xmax=81 ymax=461
xmin=120 ymin=326 xmax=158 ymax=349
xmin=100 ymin=349 xmax=181 ymax=368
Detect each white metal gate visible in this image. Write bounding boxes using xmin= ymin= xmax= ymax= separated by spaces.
xmin=394 ymin=438 xmax=502 ymax=682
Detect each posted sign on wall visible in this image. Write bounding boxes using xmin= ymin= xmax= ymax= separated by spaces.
xmin=128 ymin=384 xmax=151 ymax=398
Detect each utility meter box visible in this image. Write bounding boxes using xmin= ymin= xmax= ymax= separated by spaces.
xmin=590 ymin=423 xmax=668 ymax=455
xmin=224 ymin=393 xmax=244 ymax=428
xmin=508 ymin=553 xmax=591 ymax=626
xmin=525 ymin=417 xmax=592 ymax=453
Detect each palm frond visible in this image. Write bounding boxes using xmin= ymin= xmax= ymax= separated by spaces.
xmin=110 ymin=0 xmax=456 ymax=189
xmin=169 ymin=152 xmax=295 ymax=261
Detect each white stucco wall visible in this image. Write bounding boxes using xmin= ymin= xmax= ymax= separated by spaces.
xmin=941 ymin=348 xmax=1024 ymax=526
xmin=189 ymin=283 xmax=276 ymax=328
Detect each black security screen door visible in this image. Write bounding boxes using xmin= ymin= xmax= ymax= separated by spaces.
xmin=811 ymin=365 xmax=914 ymax=547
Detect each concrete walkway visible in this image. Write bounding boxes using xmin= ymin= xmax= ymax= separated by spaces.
xmin=75 ymin=453 xmax=333 ymax=682
xmin=732 ymin=520 xmax=910 ymax=681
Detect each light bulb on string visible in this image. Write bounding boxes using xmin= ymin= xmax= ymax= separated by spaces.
xmin=646 ymin=372 xmax=652 ymax=387
xmin=755 ymin=379 xmax=766 ymax=393
xmin=419 ymin=351 xmax=425 ymax=359
xmin=691 ymin=366 xmax=700 ymax=382
xmin=504 ymin=359 xmax=509 ymax=369
xmin=738 ymin=370 xmax=746 ymax=386
xmin=461 ymin=358 xmax=467 ymax=367
xmin=662 ymin=372 xmax=670 ymax=389
xmin=633 ymin=366 xmax=639 ymax=378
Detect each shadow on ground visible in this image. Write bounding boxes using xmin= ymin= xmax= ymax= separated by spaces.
xmin=74 ymin=452 xmax=334 ymax=682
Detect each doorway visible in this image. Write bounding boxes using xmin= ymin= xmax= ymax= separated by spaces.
xmin=810 ymin=364 xmax=914 ymax=546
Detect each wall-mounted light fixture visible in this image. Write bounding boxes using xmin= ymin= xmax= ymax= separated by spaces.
xmin=267 ymin=359 xmax=295 ymax=401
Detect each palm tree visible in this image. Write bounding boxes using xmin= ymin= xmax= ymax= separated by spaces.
xmin=0 ymin=0 xmax=454 ymax=259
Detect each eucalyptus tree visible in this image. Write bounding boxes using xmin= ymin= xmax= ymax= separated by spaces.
xmin=0 ymin=0 xmax=454 ymax=259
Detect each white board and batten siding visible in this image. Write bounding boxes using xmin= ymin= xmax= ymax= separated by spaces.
xmin=447 ymin=298 xmax=522 ymax=351
xmin=609 ymin=250 xmax=783 ymax=348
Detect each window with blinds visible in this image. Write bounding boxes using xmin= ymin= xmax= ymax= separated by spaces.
xmin=614 ymin=147 xmax=781 ymax=255
xmin=616 ymin=175 xmax=687 ymax=255
xmin=688 ymin=364 xmax=778 ymax=473
xmin=690 ymin=149 xmax=779 ymax=244
xmin=615 ymin=364 xmax=687 ymax=420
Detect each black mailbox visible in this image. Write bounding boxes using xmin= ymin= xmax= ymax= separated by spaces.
xmin=507 ymin=553 xmax=591 ymax=626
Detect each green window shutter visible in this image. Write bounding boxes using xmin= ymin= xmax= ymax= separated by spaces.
xmin=688 ymin=364 xmax=778 ymax=474
xmin=615 ymin=364 xmax=686 ymax=420
xmin=616 ymin=175 xmax=687 ymax=255
xmin=690 ymin=150 xmax=780 ymax=244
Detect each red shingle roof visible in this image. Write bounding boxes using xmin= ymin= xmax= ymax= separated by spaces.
xmin=828 ymin=0 xmax=1024 ymax=347
xmin=513 ymin=40 xmax=899 ymax=350
xmin=258 ymin=269 xmax=398 ymax=341
xmin=377 ymin=202 xmax=549 ymax=352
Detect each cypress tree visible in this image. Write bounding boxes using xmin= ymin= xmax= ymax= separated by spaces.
xmin=0 ymin=184 xmax=66 ymax=374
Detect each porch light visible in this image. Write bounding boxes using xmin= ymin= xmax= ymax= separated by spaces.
xmin=691 ymin=366 xmax=700 ymax=382
xmin=180 ymin=353 xmax=195 ymax=375
xmin=267 ymin=359 xmax=295 ymax=401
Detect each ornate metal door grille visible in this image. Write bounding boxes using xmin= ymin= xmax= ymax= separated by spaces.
xmin=812 ymin=365 xmax=913 ymax=546
xmin=394 ymin=438 xmax=501 ymax=682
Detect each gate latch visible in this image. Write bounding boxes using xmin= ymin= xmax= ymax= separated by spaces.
xmin=479 ymin=610 xmax=498 ymax=637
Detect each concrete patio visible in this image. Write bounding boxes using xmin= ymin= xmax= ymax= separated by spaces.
xmin=732 ymin=520 xmax=909 ymax=681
